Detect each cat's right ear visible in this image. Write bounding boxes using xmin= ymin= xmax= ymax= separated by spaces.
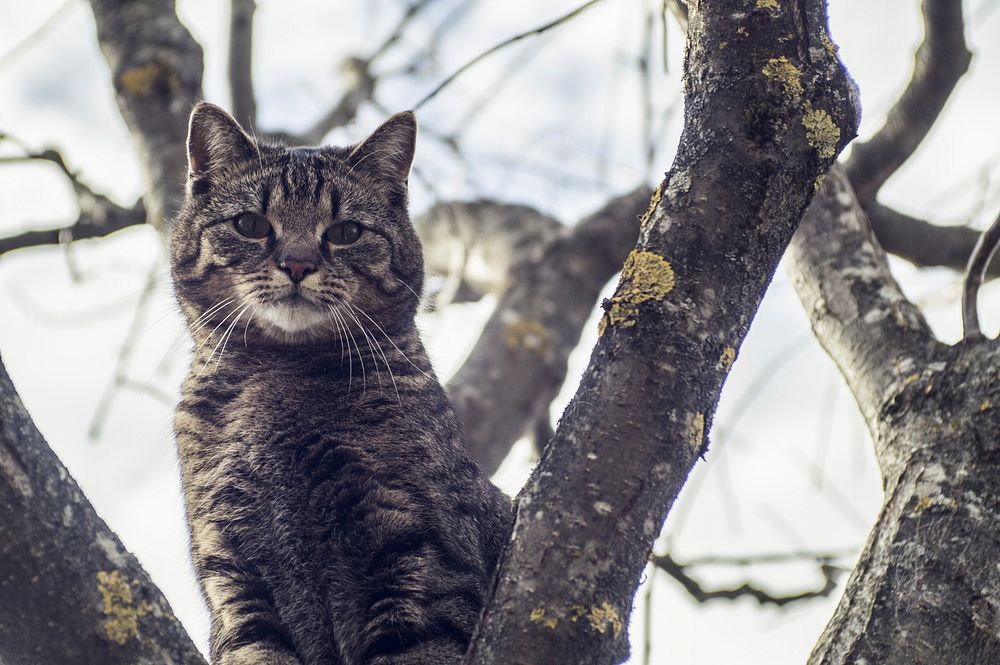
xmin=186 ymin=103 xmax=257 ymax=183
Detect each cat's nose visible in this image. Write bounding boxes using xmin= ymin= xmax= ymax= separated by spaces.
xmin=279 ymin=258 xmax=317 ymax=283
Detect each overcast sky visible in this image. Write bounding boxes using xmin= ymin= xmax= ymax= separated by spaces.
xmin=1 ymin=1 xmax=999 ymax=662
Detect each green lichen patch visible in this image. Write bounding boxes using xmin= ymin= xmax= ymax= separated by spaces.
xmin=762 ymin=57 xmax=802 ymax=100
xmin=599 ymin=251 xmax=676 ymax=334
xmin=503 ymin=319 xmax=553 ymax=355
xmin=802 ymin=108 xmax=840 ymax=159
xmin=97 ymin=570 xmax=150 ymax=645
xmin=756 ymin=0 xmax=779 ymax=11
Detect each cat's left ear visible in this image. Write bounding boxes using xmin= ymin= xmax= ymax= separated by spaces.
xmin=348 ymin=111 xmax=416 ymax=187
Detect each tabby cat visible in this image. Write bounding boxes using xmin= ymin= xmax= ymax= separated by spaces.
xmin=170 ymin=103 xmax=512 ymax=665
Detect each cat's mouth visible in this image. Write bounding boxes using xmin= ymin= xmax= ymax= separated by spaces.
xmin=256 ymin=292 xmax=329 ymax=337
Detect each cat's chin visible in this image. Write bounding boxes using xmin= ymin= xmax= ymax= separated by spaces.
xmin=257 ymin=300 xmax=329 ymax=341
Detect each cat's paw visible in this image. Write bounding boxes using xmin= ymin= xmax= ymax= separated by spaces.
xmin=216 ymin=644 xmax=302 ymax=665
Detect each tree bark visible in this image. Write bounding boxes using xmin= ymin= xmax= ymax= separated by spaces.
xmin=788 ymin=166 xmax=1000 ymax=664
xmin=466 ymin=0 xmax=860 ymax=662
xmin=438 ymin=190 xmax=653 ymax=474
xmin=88 ymin=0 xmax=204 ymax=230
xmin=0 ymin=355 xmax=206 ymax=665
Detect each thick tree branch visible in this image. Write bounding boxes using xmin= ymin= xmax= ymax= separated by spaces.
xmin=228 ymin=0 xmax=257 ymax=130
xmin=467 ymin=0 xmax=859 ymax=661
xmin=87 ymin=0 xmax=204 ymax=231
xmin=443 ymin=189 xmax=653 ymax=475
xmin=788 ymin=166 xmax=938 ymax=440
xmin=788 ymin=157 xmax=1000 ymax=665
xmin=416 ymin=200 xmax=563 ymax=303
xmin=0 ymin=354 xmax=206 ymax=664
xmin=845 ymin=0 xmax=970 ymax=205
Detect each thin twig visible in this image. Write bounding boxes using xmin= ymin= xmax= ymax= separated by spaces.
xmin=652 ymin=552 xmax=847 ymax=607
xmin=962 ymin=210 xmax=1000 ymax=339
xmin=413 ymin=0 xmax=605 ymax=110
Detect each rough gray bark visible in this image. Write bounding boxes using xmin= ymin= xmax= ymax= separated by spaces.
xmin=788 ymin=165 xmax=1000 ymax=664
xmin=432 ymin=190 xmax=653 ymax=474
xmin=0 ymin=355 xmax=207 ymax=665
xmin=466 ymin=0 xmax=860 ymax=661
xmin=88 ymin=0 xmax=204 ymax=231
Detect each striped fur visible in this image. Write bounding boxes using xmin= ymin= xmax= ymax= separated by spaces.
xmin=171 ymin=104 xmax=512 ymax=665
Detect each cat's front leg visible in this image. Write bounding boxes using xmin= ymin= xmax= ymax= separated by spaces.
xmin=191 ymin=520 xmax=302 ymax=665
xmin=217 ymin=644 xmax=302 ymax=665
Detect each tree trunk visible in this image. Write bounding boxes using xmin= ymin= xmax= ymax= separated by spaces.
xmin=0 ymin=356 xmax=206 ymax=665
xmin=788 ymin=166 xmax=1000 ymax=664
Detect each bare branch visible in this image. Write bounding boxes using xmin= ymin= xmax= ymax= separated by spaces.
xmin=280 ymin=0 xmax=441 ymax=145
xmin=866 ymin=200 xmax=1000 ymax=276
xmin=846 ymin=0 xmax=971 ymax=204
xmin=468 ymin=0 xmax=859 ymax=658
xmin=416 ymin=200 xmax=563 ymax=302
xmin=413 ymin=0 xmax=605 ymax=110
xmin=228 ymin=0 xmax=257 ymax=129
xmin=87 ymin=0 xmax=204 ymax=231
xmin=445 ymin=188 xmax=653 ymax=475
xmin=652 ymin=553 xmax=845 ymax=607
xmin=0 ymin=145 xmax=147 ymax=257
xmin=787 ymin=166 xmax=939 ymax=452
xmin=962 ymin=210 xmax=1000 ymax=339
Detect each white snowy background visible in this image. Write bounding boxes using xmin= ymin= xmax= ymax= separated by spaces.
xmin=1 ymin=0 xmax=999 ymax=663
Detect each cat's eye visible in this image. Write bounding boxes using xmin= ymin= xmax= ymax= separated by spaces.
xmin=325 ymin=221 xmax=363 ymax=246
xmin=233 ymin=212 xmax=271 ymax=239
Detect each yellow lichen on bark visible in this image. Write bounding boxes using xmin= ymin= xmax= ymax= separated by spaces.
xmin=529 ymin=607 xmax=559 ymax=629
xmin=689 ymin=412 xmax=705 ymax=450
xmin=640 ymin=181 xmax=664 ymax=229
xmin=571 ymin=602 xmax=624 ymax=637
xmin=802 ymin=108 xmax=840 ymax=159
xmin=762 ymin=57 xmax=802 ymax=100
xmin=118 ymin=62 xmax=179 ymax=96
xmin=719 ymin=346 xmax=736 ymax=372
xmin=97 ymin=570 xmax=150 ymax=645
xmin=599 ymin=250 xmax=676 ymax=335
xmin=756 ymin=0 xmax=779 ymax=10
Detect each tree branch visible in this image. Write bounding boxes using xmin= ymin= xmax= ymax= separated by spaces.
xmin=787 ymin=166 xmax=938 ymax=443
xmin=228 ymin=0 xmax=257 ymax=130
xmin=467 ymin=0 xmax=860 ymax=660
xmin=962 ymin=209 xmax=1000 ymax=339
xmin=444 ymin=188 xmax=653 ymax=475
xmin=417 ymin=199 xmax=563 ymax=303
xmin=87 ymin=0 xmax=204 ymax=231
xmin=651 ymin=553 xmax=845 ymax=608
xmin=0 ymin=145 xmax=146 ymax=257
xmin=0 ymin=354 xmax=206 ymax=664
xmin=845 ymin=0 xmax=970 ymax=205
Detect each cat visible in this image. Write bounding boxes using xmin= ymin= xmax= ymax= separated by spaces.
xmin=170 ymin=102 xmax=512 ymax=665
